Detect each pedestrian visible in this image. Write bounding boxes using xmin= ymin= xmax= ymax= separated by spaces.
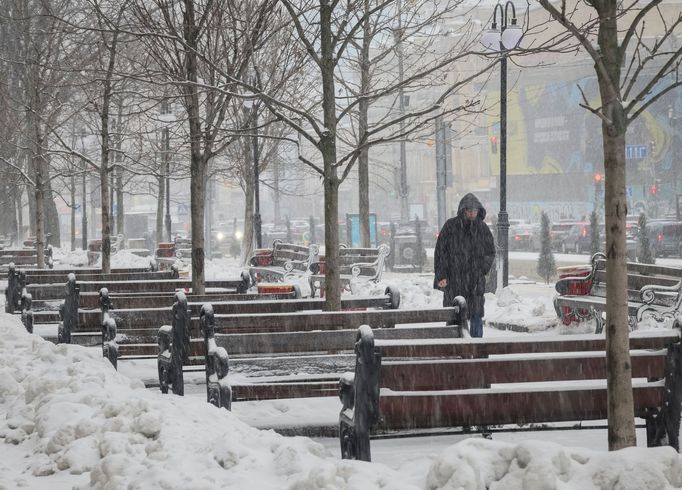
xmin=434 ymin=193 xmax=496 ymax=337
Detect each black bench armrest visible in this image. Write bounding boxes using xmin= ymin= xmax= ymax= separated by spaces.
xmin=339 ymin=325 xmax=380 ymax=461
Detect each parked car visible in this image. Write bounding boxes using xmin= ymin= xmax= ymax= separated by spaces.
xmin=561 ymin=222 xmax=604 ymax=254
xmin=509 ymin=224 xmax=541 ymax=251
xmin=647 ymin=221 xmax=682 ymax=257
xmin=550 ymin=221 xmax=579 ymax=251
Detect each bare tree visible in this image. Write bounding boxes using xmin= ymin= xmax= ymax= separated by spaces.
xmin=0 ymin=0 xmax=88 ymax=265
xmin=261 ymin=0 xmax=491 ymax=309
xmin=537 ymin=0 xmax=681 ymax=450
xmin=132 ymin=0 xmax=276 ymax=293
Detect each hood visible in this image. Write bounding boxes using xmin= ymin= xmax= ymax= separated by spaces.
xmin=457 ymin=193 xmax=487 ymax=220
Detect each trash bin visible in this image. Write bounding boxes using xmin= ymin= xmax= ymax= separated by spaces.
xmin=391 ymin=234 xmax=424 ymax=272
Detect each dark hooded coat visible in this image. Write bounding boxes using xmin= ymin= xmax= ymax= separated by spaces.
xmin=434 ymin=193 xmax=496 ymax=318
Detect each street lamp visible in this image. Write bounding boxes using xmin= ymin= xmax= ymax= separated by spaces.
xmin=80 ymin=130 xmax=88 ymax=250
xmin=160 ymin=100 xmax=175 ymax=243
xmin=669 ymin=105 xmax=680 ymax=220
xmin=243 ymin=92 xmax=262 ymax=249
xmin=163 ymin=127 xmax=171 ymax=242
xmin=481 ymin=1 xmax=523 ymax=288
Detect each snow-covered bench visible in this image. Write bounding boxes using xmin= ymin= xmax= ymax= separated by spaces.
xmin=554 ymin=253 xmax=682 ymax=333
xmin=31 ymin=272 xmax=250 ymax=347
xmin=339 ymin=324 xmax=682 ymax=461
xmin=193 ymin=291 xmax=468 ymax=406
xmin=151 ymin=288 xmax=405 ymax=397
xmin=0 ymin=245 xmax=53 ymax=272
xmin=248 ymin=240 xmax=319 ymax=285
xmin=308 ymin=244 xmax=390 ymax=297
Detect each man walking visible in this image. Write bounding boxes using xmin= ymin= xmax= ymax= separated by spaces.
xmin=434 ymin=193 xmax=496 ymax=337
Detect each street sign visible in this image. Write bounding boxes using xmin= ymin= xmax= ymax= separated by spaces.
xmin=625 ymin=145 xmax=647 ymax=160
xmin=302 ymin=231 xmax=311 ymax=245
xmin=177 ymin=204 xmax=189 ymax=216
xmin=626 ymin=186 xmax=633 ymax=198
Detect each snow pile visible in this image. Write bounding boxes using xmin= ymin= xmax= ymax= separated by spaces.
xmin=50 ymin=248 xmax=89 ymax=268
xmin=352 ymin=273 xmax=444 ymax=309
xmin=2 ymin=279 xmax=682 ymax=488
xmin=426 ymin=438 xmax=682 ymax=490
xmin=52 ymin=248 xmax=155 ymax=270
xmin=0 ymin=315 xmax=407 ymax=489
xmin=204 ymin=257 xmax=249 ymax=281
xmin=485 ymin=284 xmax=559 ymax=333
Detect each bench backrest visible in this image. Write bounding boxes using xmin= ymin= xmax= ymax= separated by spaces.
xmin=198 ymin=304 xmax=462 ymax=335
xmin=312 ymin=244 xmax=390 ymax=284
xmin=270 ymin=240 xmax=318 ymax=271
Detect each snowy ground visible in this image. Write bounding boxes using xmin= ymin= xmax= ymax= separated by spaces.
xmin=1 ymin=249 xmax=682 ymax=489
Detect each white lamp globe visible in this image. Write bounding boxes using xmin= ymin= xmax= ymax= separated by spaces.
xmin=480 ymin=27 xmax=501 ymax=51
xmin=501 ymin=21 xmax=523 ymax=49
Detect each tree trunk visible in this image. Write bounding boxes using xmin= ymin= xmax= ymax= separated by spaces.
xmin=156 ymin=171 xmax=165 ymax=246
xmin=33 ymin=145 xmax=46 ymax=269
xmin=184 ymin=0 xmax=206 ymax=295
xmin=596 ymin=0 xmax=636 ymax=450
xmin=240 ymin=175 xmax=255 ymax=266
xmin=44 ymin=179 xmax=61 ymax=246
xmin=323 ymin=166 xmax=340 ymax=310
xmin=358 ymin=0 xmax=371 ymax=248
xmin=603 ymin=128 xmax=634 ymax=450
xmin=16 ymin=189 xmax=23 ymax=242
xmin=320 ymin=1 xmax=341 ymax=310
xmin=100 ymin=117 xmax=111 ymax=274
xmin=27 ymin=99 xmax=45 ymax=268
xmin=116 ymin=166 xmax=124 ymax=237
xmin=190 ymin=158 xmax=206 ymax=294
xmin=71 ymin=173 xmax=76 ymax=251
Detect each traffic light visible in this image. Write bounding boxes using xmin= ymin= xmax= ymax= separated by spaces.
xmin=594 ymin=173 xmax=603 ymax=198
xmin=490 ymin=136 xmax=498 ymax=154
xmin=650 ymin=183 xmax=657 ymax=195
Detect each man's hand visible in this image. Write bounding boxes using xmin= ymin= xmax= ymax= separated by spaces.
xmin=437 ymin=279 xmax=448 ymax=288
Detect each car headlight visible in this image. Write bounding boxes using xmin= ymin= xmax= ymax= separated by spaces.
xmin=235 ymin=230 xmax=243 ymax=240
xmin=216 ymin=232 xmax=225 ymax=241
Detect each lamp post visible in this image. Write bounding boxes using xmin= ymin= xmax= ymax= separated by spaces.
xmin=243 ymin=95 xmax=262 ymax=249
xmin=669 ymin=105 xmax=680 ymax=220
xmin=481 ymin=1 xmax=523 ymax=288
xmin=164 ymin=127 xmax=172 ymax=242
xmin=80 ymin=131 xmax=88 ymax=250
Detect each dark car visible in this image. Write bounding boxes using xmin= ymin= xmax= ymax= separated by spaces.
xmin=647 ymin=221 xmax=682 ymax=257
xmin=561 ymin=222 xmax=604 ymax=254
xmin=509 ymin=224 xmax=540 ymax=251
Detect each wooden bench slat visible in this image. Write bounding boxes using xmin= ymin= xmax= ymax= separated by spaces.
xmin=204 ymin=308 xmax=455 ymax=334
xmin=232 ymin=382 xmax=339 ymax=401
xmin=378 ymin=383 xmax=664 ymax=430
xmin=380 ymin=351 xmax=667 ymax=390
xmin=375 ymin=331 xmax=680 ymax=358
